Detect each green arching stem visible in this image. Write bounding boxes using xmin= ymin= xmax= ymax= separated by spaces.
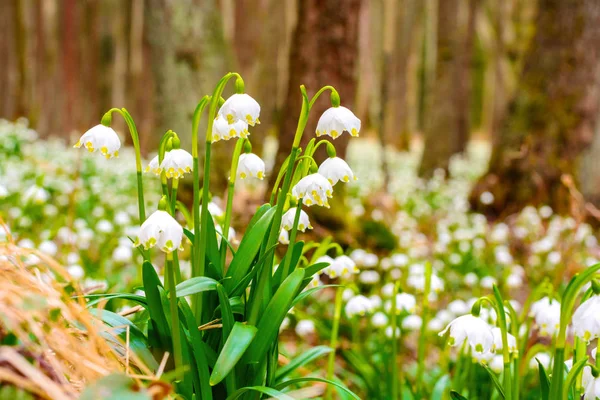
xmin=309 ymin=85 xmax=338 ymax=109
xmin=190 ymin=95 xmax=211 ymax=319
xmin=165 ymin=251 xmax=183 ymax=377
xmin=504 ymin=300 xmax=520 ymax=400
xmin=550 ymin=263 xmax=600 ymax=400
xmin=104 ymin=108 xmax=145 ymax=224
xmin=247 ymin=86 xmax=310 ymax=325
xmin=196 ymin=73 xmax=242 ymax=323
xmin=280 ymin=199 xmax=303 ymax=281
xmin=325 ymin=287 xmax=343 ymax=400
xmin=220 ymin=138 xmax=245 ymax=272
xmin=390 ymin=281 xmax=400 ymax=400
xmin=415 ymin=262 xmax=432 ymax=398
xmin=269 ymin=155 xmax=290 ymax=205
xmin=474 ymin=293 xmax=512 ymax=400
xmin=158 ymin=130 xmax=176 ymax=198
xmin=249 ymin=84 xmax=337 ymax=326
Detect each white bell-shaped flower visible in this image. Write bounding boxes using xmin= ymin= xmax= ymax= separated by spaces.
xmin=159 ymin=149 xmax=193 ymax=179
xmin=74 ymin=124 xmax=121 ymax=159
xmin=291 ymin=173 xmax=333 ymax=207
xmin=134 ymin=210 xmax=183 ymax=253
xmin=145 ymin=155 xmax=161 ymax=176
xmin=278 ymin=229 xmax=289 ymax=244
xmin=318 ymin=157 xmax=356 ymax=185
xmin=324 ymin=255 xmax=359 ymax=279
xmin=491 ymin=327 xmax=518 ymax=354
xmin=439 ymin=314 xmax=494 ymax=354
xmin=573 ymin=295 xmax=600 ymax=342
xmin=237 ymin=153 xmax=265 ymax=180
xmin=345 ymin=295 xmax=374 ymax=318
xmin=212 ymin=116 xmax=249 ymax=142
xmin=530 ymin=297 xmax=560 ymax=337
xmin=386 ymin=293 xmax=417 ymax=314
xmin=585 ymin=377 xmax=600 ymax=400
xmin=315 ymin=106 xmax=361 ymax=139
xmin=219 ymin=93 xmax=261 ymax=126
xmin=281 ymin=207 xmax=313 ymax=232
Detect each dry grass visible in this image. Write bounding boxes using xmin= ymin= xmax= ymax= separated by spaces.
xmin=0 ymin=221 xmax=168 ymax=399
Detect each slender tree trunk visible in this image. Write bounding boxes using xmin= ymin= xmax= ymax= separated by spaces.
xmin=247 ymin=0 xmax=289 ymax=157
xmin=455 ymin=0 xmax=479 ymax=150
xmin=418 ymin=0 xmax=460 ymax=178
xmin=470 ymin=0 xmax=600 ymax=216
xmin=270 ymin=0 xmax=362 ymax=186
xmin=385 ymin=0 xmax=420 ymax=151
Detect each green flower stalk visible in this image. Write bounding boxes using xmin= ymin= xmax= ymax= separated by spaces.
xmin=78 ymin=108 xmax=146 ymax=225
xmin=325 ymin=287 xmax=344 ymax=400
xmin=194 ymin=73 xmax=246 ymax=323
xmin=220 ymin=137 xmax=246 ymax=271
xmin=415 ymin=262 xmax=432 ymax=398
xmin=549 ymin=263 xmax=600 ymax=400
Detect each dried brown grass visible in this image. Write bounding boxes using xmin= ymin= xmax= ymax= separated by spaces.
xmin=0 ymin=222 xmax=167 ymax=399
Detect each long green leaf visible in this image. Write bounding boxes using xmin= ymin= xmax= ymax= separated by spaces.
xmin=302 ymin=262 xmax=330 ymax=278
xmin=224 ymin=207 xmax=277 ymax=292
xmin=274 ymin=377 xmax=360 ymax=399
xmin=431 ymin=375 xmax=450 ymax=400
xmin=292 ymin=285 xmax=341 ymax=307
xmin=272 ymin=241 xmax=304 ymax=289
xmin=205 ymin=210 xmax=222 ymax=278
xmin=450 ymin=391 xmax=468 ymax=400
xmin=180 ymin=301 xmax=212 ymax=400
xmin=228 ymin=243 xmax=278 ymax=297
xmin=275 ymin=346 xmax=332 ymax=381
xmin=563 ymin=357 xmax=588 ymax=399
xmin=90 ymin=309 xmax=158 ymax=371
xmin=175 ymin=276 xmax=219 ymax=297
xmin=210 ymin=322 xmax=258 ymax=386
xmin=481 ymin=364 xmax=506 ymax=399
xmin=85 ymin=293 xmax=148 ymax=308
xmin=225 ymin=386 xmax=293 ymax=400
xmin=142 ymin=261 xmax=171 ymax=352
xmin=537 ymin=358 xmax=551 ymax=400
xmin=216 ymin=283 xmax=237 ymax=393
xmin=243 ymin=268 xmax=305 ymax=365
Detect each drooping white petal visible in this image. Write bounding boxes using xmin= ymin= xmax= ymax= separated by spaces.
xmin=530 ymin=297 xmax=560 ymax=337
xmin=74 ymin=124 xmax=121 ymax=158
xmin=291 ymin=173 xmax=333 ymax=207
xmin=145 ymin=155 xmax=161 ymax=175
xmin=573 ymin=295 xmax=600 ymax=342
xmin=237 ymin=153 xmax=265 ymax=180
xmin=212 ymin=116 xmax=249 ymax=142
xmin=218 ymin=93 xmax=261 ymax=126
xmin=134 ymin=210 xmax=183 ymax=253
xmin=315 ymin=106 xmax=361 ymax=139
xmin=439 ymin=314 xmax=494 ymax=354
xmin=345 ymin=295 xmax=374 ymax=318
xmin=318 ymin=157 xmax=356 ymax=185
xmin=281 ymin=207 xmax=312 ymax=232
xmin=160 ymin=149 xmax=193 ymax=179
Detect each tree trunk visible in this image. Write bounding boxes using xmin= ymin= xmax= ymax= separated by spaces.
xmin=144 ymin=0 xmax=231 ymax=169
xmin=470 ymin=0 xmax=600 ymax=217
xmin=418 ymin=0 xmax=461 ymax=178
xmin=270 ymin=0 xmax=362 ymax=186
xmin=384 ymin=0 xmax=420 ymax=151
xmin=455 ymin=0 xmax=479 ymax=149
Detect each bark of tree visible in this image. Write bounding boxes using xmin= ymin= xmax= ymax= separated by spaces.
xmin=384 ymin=0 xmax=420 ymax=151
xmin=144 ymin=0 xmax=231 ymax=167
xmin=418 ymin=0 xmax=461 ymax=178
xmin=470 ymin=0 xmax=600 ymax=217
xmin=270 ymin=0 xmax=362 ymax=187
